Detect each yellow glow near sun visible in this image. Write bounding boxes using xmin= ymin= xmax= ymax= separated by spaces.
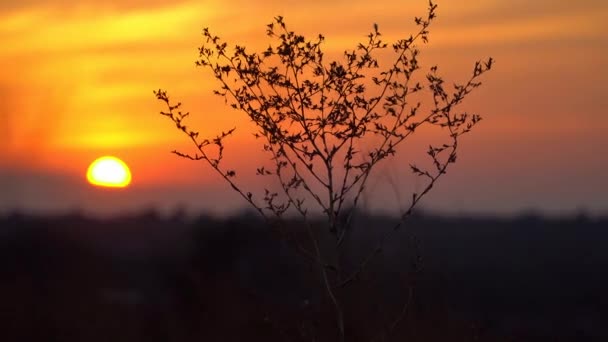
xmin=86 ymin=156 xmax=132 ymax=188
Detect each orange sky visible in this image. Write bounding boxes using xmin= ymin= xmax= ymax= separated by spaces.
xmin=1 ymin=0 xmax=607 ymax=216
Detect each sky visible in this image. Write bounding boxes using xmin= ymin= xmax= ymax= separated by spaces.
xmin=1 ymin=0 xmax=607 ymax=217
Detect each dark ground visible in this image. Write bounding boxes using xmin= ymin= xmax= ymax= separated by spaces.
xmin=1 ymin=210 xmax=607 ymax=341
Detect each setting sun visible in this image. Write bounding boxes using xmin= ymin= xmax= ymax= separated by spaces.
xmin=86 ymin=156 xmax=132 ymax=188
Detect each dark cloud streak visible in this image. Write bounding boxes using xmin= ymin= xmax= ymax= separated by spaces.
xmin=440 ymin=0 xmax=607 ymax=27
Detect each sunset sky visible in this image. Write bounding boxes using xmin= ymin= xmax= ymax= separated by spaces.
xmin=1 ymin=0 xmax=607 ymax=216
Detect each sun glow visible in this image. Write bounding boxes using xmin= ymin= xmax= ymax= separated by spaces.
xmin=86 ymin=156 xmax=132 ymax=188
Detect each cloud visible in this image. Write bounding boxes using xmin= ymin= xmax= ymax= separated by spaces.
xmin=0 ymin=0 xmax=187 ymax=13
xmin=0 ymin=4 xmax=211 ymax=56
xmin=0 ymin=80 xmax=69 ymax=162
xmin=0 ymin=84 xmax=14 ymax=150
xmin=446 ymin=0 xmax=608 ymax=26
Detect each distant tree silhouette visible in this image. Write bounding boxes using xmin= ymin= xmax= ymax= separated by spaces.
xmin=155 ymin=1 xmax=492 ymax=340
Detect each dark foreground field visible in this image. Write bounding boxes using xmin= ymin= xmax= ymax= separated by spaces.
xmin=1 ymin=211 xmax=607 ymax=341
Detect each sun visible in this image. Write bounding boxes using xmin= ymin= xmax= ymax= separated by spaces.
xmin=86 ymin=156 xmax=132 ymax=188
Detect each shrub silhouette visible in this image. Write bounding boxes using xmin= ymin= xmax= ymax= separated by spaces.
xmin=155 ymin=1 xmax=492 ymax=340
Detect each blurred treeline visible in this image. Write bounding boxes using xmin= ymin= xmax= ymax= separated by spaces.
xmin=1 ymin=211 xmax=607 ymax=341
